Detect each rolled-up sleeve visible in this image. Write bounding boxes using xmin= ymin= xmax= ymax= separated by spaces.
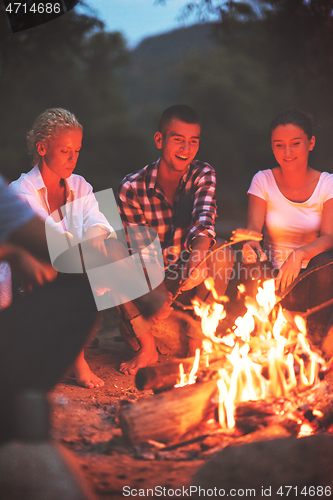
xmin=185 ymin=166 xmax=217 ymax=251
xmin=80 ymin=181 xmax=114 ymax=236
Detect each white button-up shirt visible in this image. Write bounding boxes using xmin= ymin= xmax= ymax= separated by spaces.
xmin=0 ymin=166 xmax=116 ymax=309
xmin=11 ymin=165 xmax=115 ymax=243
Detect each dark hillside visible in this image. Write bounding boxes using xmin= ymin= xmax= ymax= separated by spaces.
xmin=133 ymin=23 xmax=218 ymax=60
xmin=122 ymin=23 xmax=220 ymax=148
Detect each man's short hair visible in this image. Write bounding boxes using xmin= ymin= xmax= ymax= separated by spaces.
xmin=159 ymin=104 xmax=201 ymax=134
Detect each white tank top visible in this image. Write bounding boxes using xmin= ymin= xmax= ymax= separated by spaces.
xmin=247 ymin=169 xmax=333 ymax=268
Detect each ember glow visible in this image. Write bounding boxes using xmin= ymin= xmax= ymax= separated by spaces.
xmin=191 ymin=278 xmax=327 ymax=435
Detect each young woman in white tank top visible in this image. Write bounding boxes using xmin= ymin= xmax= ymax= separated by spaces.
xmin=243 ymin=109 xmax=333 ymax=346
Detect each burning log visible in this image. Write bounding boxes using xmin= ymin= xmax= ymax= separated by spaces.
xmin=296 ymin=382 xmax=333 ymax=432
xmin=135 ymin=349 xmax=230 ymax=392
xmin=233 ymin=382 xmax=333 ymax=437
xmin=234 ymin=400 xmax=294 ymax=435
xmin=118 ymin=380 xmax=218 ymax=446
xmin=135 ymin=357 xmax=198 ymax=392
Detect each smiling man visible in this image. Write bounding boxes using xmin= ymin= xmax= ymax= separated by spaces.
xmin=117 ymin=105 xmax=234 ymax=375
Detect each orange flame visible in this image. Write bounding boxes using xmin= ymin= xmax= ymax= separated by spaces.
xmin=192 ymin=278 xmax=326 ymax=432
xmin=175 ymin=349 xmax=200 ymax=388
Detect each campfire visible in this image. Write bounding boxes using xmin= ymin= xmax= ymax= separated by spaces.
xmin=119 ymin=275 xmax=333 ymax=454
xmin=193 ymin=278 xmax=328 ymax=434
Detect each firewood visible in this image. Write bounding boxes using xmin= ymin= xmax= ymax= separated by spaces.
xmin=118 ymin=380 xmax=219 ymax=446
xmin=135 ymin=357 xmax=198 ymax=391
xmin=234 ymin=400 xmax=299 ymax=435
xmin=295 ymin=381 xmax=333 ymax=431
xmin=135 ymin=349 xmax=230 ymax=392
xmin=235 ymin=400 xmax=279 ymax=434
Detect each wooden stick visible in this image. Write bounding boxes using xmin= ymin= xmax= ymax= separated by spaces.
xmin=119 ymin=379 xmax=219 ymax=446
xmin=276 ymin=259 xmax=333 ymax=302
xmin=172 ymin=228 xmax=262 ymax=302
xmin=300 ymin=297 xmax=333 ymax=318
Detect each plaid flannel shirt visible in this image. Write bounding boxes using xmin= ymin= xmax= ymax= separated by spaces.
xmin=117 ymin=159 xmax=217 ymax=277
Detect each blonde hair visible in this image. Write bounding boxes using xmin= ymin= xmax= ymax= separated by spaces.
xmin=27 ymin=108 xmax=83 ymax=165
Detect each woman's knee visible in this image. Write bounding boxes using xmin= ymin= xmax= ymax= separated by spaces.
xmin=307 ymin=252 xmax=333 ymax=269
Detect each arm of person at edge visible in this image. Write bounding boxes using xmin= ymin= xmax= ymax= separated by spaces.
xmin=242 ymin=194 xmax=268 ymax=264
xmin=2 ymin=217 xmax=57 ymax=291
xmin=275 ymin=197 xmax=333 ymax=292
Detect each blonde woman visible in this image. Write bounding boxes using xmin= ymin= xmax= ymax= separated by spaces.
xmin=10 ymin=108 xmax=115 ymax=388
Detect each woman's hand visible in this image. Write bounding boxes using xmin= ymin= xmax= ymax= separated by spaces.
xmin=242 ymin=241 xmax=267 ymax=264
xmin=275 ymin=249 xmax=304 ymax=292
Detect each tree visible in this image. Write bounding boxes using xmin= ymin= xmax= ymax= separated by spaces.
xmin=0 ymin=2 xmax=149 ymax=189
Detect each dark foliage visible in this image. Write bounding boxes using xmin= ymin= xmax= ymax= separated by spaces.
xmin=0 ymin=1 xmax=148 ymax=191
xmin=1 ymin=0 xmax=333 ymax=220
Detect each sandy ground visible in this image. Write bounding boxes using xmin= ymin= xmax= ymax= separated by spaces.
xmin=49 ymin=308 xmax=204 ymax=499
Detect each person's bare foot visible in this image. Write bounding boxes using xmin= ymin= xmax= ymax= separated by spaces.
xmin=73 ymin=350 xmax=104 ymax=389
xmin=119 ymin=330 xmax=158 ymax=375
